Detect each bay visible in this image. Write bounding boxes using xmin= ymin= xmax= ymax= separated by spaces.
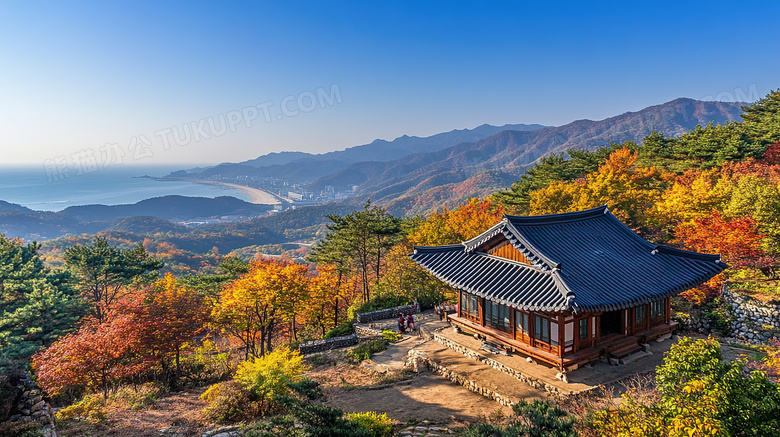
xmin=0 ymin=165 xmax=248 ymax=211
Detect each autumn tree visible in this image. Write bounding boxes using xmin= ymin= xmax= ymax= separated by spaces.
xmin=211 ymin=259 xmax=311 ymax=358
xmin=530 ymin=148 xmax=669 ymax=231
xmin=32 ymin=307 xmax=148 ymax=400
xmin=135 ymin=273 xmax=210 ymax=388
xmin=64 ymin=237 xmax=164 ymax=319
xmin=304 ymin=265 xmax=360 ymax=336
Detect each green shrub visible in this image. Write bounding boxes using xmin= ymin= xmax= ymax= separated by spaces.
xmin=346 ymin=411 xmax=393 ymax=437
xmin=347 ymin=340 xmax=388 ymax=363
xmin=512 ymin=399 xmax=576 ymax=437
xmin=244 ymin=415 xmax=304 ymax=437
xmin=287 ymin=378 xmax=323 ymax=400
xmin=325 ymin=321 xmax=354 ymax=339
xmin=56 ymin=394 xmax=107 ymax=423
xmin=179 ymin=339 xmax=233 ymax=384
xmin=200 ymin=380 xmax=260 ymax=422
xmin=702 ymin=298 xmax=734 ymax=336
xmin=381 ymin=330 xmax=402 ymax=342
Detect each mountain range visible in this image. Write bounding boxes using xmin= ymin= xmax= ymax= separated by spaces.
xmin=0 ymin=97 xmax=747 ymax=242
xmin=179 ymin=98 xmax=746 ymax=215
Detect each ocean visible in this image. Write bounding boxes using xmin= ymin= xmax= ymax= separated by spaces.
xmin=0 ymin=165 xmax=249 ymax=211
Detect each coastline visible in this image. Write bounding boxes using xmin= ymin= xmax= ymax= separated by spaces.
xmin=183 ymin=179 xmax=284 ymax=205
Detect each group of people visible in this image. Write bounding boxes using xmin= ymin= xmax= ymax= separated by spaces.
xmin=398 ymin=313 xmax=415 ymax=333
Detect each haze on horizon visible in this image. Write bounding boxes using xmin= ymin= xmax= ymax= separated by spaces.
xmin=1 ymin=1 xmax=779 ymax=167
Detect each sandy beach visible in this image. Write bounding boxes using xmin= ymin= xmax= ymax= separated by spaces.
xmin=187 ymin=179 xmax=284 ymax=205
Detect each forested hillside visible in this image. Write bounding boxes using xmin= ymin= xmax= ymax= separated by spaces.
xmin=2 ymin=92 xmax=780 ymax=437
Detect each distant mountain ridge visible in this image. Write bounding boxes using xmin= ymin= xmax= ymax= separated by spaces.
xmin=177 ymin=123 xmax=546 ymax=182
xmin=339 ymin=98 xmax=747 ymax=214
xmin=0 ymin=195 xmax=272 ymax=241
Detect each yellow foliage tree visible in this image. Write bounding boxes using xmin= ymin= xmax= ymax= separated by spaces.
xmin=211 ymin=259 xmax=311 ymax=359
xmin=529 ymin=148 xmax=669 ymax=230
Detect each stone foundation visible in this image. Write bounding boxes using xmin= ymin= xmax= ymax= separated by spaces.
xmin=405 ymin=350 xmax=517 ymax=407
xmin=431 ymin=332 xmax=567 ymax=397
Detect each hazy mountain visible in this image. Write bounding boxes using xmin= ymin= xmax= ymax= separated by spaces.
xmin=59 ymin=195 xmax=270 ymax=222
xmin=0 ymin=195 xmax=272 ymax=241
xmin=324 ymin=98 xmax=746 ymax=214
xmin=179 ymin=123 xmax=546 ymax=182
xmin=0 ymin=200 xmax=33 ymax=214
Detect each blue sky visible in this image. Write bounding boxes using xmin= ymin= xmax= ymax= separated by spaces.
xmin=1 ymin=1 xmax=779 ymax=166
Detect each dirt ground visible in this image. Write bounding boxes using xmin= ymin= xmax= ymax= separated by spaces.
xmin=56 ymin=387 xmax=210 ymax=437
xmin=306 ymin=360 xmax=513 ymax=428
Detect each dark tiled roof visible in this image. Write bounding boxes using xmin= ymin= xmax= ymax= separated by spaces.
xmin=411 ymin=205 xmax=726 ymax=312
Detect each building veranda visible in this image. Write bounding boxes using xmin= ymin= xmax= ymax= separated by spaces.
xmin=410 ymin=205 xmax=726 ymax=373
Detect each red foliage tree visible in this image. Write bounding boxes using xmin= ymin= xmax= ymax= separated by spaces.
xmin=675 ymin=211 xmax=771 ymax=271
xmin=32 ymin=306 xmax=149 ymax=399
xmin=134 ymin=273 xmax=210 ymax=387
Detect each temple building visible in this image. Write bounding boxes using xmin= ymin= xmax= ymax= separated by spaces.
xmin=410 ymin=205 xmax=726 ymax=372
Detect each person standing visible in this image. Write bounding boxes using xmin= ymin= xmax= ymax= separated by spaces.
xmin=407 ymin=313 xmax=415 ymax=331
xmin=398 ymin=314 xmax=406 ymax=333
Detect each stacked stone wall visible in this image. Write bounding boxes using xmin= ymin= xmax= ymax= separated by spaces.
xmin=3 ymin=372 xmax=56 ymax=437
xmin=355 ymin=305 xmax=418 ymax=323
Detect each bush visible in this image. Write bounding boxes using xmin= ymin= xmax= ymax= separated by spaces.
xmin=112 ymin=382 xmax=164 ymax=410
xmin=459 ymin=400 xmax=575 ymax=437
xmin=347 ymin=340 xmax=388 ymax=363
xmin=702 ymin=298 xmax=734 ymax=336
xmin=0 ymin=421 xmax=43 ymax=437
xmin=346 ymin=412 xmax=393 ymax=437
xmin=244 ymin=415 xmax=303 ymax=437
xmin=235 ymin=348 xmax=307 ymax=412
xmin=381 ymin=330 xmax=402 ymax=342
xmin=179 ymin=340 xmax=233 ymax=384
xmin=200 ymin=380 xmax=259 ymax=422
xmin=56 ymin=394 xmax=107 ymax=423
xmin=287 ymin=378 xmax=323 ymax=400
xmin=325 ymin=321 xmax=354 ymax=339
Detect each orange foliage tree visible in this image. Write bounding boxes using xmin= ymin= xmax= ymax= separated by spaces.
xmin=32 ymin=307 xmax=149 ymax=399
xmin=407 ymin=198 xmax=505 ymax=247
xmin=134 ymin=273 xmax=210 ymax=387
xmin=531 ymin=148 xmax=670 ymax=231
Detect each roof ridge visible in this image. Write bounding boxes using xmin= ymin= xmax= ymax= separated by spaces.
xmin=656 ymin=245 xmax=724 ymax=263
xmin=412 ymin=244 xmax=464 ymax=253
xmin=504 ymin=205 xmax=608 ymax=225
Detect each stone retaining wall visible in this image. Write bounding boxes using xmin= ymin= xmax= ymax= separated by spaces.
xmin=4 ymin=372 xmax=56 ymax=437
xmin=354 ymin=325 xmax=383 ymax=337
xmin=676 ymin=285 xmax=780 ymax=345
xmin=355 ymin=304 xmax=418 ymax=323
xmin=298 ymin=334 xmax=360 ymax=355
xmin=405 ymin=350 xmax=517 ymax=407
xmin=723 ymin=287 xmax=780 ymax=344
xmin=432 ymin=332 xmax=567 ymax=397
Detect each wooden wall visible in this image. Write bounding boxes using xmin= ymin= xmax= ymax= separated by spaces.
xmin=487 ymin=241 xmax=530 ymax=264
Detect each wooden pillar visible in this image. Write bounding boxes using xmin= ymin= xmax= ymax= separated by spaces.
xmin=457 ymin=291 xmax=462 ymax=318
xmin=510 ymin=308 xmax=516 ymax=340
xmin=557 ymin=314 xmax=565 ymax=358
xmin=665 ymin=297 xmax=671 ymax=325
xmin=479 ymin=298 xmax=485 ymax=327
